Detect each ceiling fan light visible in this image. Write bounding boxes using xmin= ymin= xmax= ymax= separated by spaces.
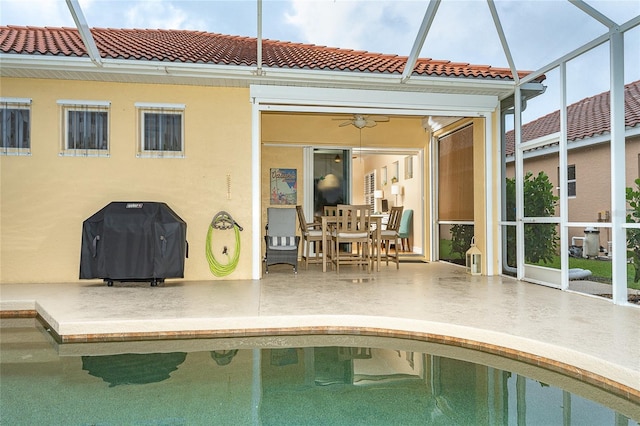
xmin=354 ymin=117 xmax=367 ymax=128
xmin=336 ymin=114 xmax=389 ymax=129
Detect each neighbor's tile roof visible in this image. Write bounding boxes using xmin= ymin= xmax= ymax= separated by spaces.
xmin=0 ymin=25 xmax=531 ymax=80
xmin=505 ymin=79 xmax=640 ymax=156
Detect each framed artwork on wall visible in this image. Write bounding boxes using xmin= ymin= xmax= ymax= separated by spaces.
xmin=270 ymin=168 xmax=297 ymax=205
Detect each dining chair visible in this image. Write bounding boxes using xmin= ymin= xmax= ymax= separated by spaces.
xmin=264 ymin=207 xmax=300 ymax=273
xmin=330 ymin=204 xmax=371 ymax=273
xmin=322 ymin=205 xmax=338 ymax=265
xmin=379 ymin=206 xmax=403 ymax=268
xmin=295 ymin=205 xmax=323 ymax=269
xmin=323 ymin=205 xmax=337 ymax=217
xmin=398 ymin=209 xmax=413 ymax=252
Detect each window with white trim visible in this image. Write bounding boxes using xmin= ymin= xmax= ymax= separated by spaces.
xmin=364 ymin=170 xmax=376 ymax=211
xmin=558 ymin=164 xmax=576 ymax=198
xmin=136 ymin=103 xmax=185 ymax=158
xmin=567 ymin=164 xmax=576 ymax=197
xmin=1 ymin=98 xmax=31 ymax=156
xmin=58 ymin=100 xmax=110 ymax=157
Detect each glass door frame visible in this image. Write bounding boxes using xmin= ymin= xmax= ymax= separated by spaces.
xmin=302 ymin=147 xmax=352 ymax=220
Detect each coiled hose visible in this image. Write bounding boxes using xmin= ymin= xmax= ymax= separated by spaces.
xmin=206 ymin=211 xmax=242 ymax=277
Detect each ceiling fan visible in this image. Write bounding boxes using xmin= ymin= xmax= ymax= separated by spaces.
xmin=335 ymin=114 xmax=389 ymax=129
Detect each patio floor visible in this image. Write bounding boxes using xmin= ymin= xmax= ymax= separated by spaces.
xmin=1 ymin=261 xmax=638 ymax=403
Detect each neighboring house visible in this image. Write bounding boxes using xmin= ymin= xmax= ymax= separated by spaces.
xmin=505 ymin=80 xmax=640 ymax=251
xmin=0 ymin=24 xmax=542 ymax=283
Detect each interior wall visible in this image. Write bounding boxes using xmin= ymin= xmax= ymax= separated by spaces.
xmin=0 ymin=78 xmax=253 ymax=283
xmin=259 ymin=146 xmax=425 ymax=255
xmin=261 ymin=113 xmax=428 ymax=149
xmin=352 ymin=156 xmax=365 ymax=205
xmin=262 ymin=112 xmax=429 ymax=256
xmin=261 ymin=145 xmax=305 ymax=236
xmin=362 ymin=153 xmax=423 ymax=253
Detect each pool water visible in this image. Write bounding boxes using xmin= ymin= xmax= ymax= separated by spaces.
xmin=1 ymin=319 xmax=638 ymax=425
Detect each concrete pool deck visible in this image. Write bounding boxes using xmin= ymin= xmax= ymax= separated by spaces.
xmin=1 ymin=262 xmax=639 ymax=402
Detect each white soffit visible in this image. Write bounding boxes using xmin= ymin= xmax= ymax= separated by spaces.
xmin=0 ymin=54 xmax=520 ymax=98
xmin=250 ymin=85 xmax=498 ymax=115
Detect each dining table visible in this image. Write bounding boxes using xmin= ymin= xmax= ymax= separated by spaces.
xmin=320 ymin=214 xmax=381 ymax=272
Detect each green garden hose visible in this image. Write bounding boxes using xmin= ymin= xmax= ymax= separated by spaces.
xmin=206 ymin=211 xmax=242 ymax=277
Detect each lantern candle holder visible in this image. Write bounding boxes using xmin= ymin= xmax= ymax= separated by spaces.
xmin=466 ymin=237 xmax=482 ymax=275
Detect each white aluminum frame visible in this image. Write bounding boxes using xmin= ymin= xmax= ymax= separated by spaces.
xmin=251 ymin=85 xmax=498 ymax=279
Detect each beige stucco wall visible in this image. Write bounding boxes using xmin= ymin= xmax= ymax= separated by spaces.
xmin=473 ymin=118 xmax=487 ymax=268
xmin=1 ymin=78 xmax=254 ymax=283
xmin=491 ymin=112 xmax=502 ymax=275
xmin=1 ymin=79 xmax=497 ymax=283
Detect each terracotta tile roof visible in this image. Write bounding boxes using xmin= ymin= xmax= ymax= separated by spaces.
xmin=505 ymin=80 xmax=640 ymax=156
xmin=0 ymin=25 xmax=530 ymax=80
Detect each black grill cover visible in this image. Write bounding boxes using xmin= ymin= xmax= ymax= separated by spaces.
xmin=80 ymin=202 xmax=187 ymax=281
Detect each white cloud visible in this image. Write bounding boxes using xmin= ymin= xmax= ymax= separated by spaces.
xmin=120 ymin=0 xmax=206 ymax=30
xmin=282 ymin=0 xmax=423 ymax=54
xmin=417 ymin=2 xmax=507 ymax=65
xmin=284 ymin=1 xmax=375 ymax=49
xmin=0 ymin=0 xmax=74 ymax=27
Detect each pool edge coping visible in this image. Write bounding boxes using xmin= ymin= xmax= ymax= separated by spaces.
xmin=2 ymin=308 xmax=638 ymax=406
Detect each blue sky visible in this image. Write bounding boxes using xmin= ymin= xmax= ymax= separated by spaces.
xmin=1 ymin=0 xmax=638 ymax=121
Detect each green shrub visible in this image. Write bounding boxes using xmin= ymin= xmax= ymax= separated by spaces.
xmin=626 ymin=178 xmax=640 ymax=283
xmin=450 ymin=224 xmax=474 ymax=260
xmin=506 ymin=171 xmax=559 ymax=265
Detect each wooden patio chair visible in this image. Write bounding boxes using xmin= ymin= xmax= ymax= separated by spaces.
xmin=330 ymin=204 xmax=371 ymax=273
xmin=379 ymin=206 xmax=403 ymax=268
xmin=296 ymin=205 xmax=323 ymax=269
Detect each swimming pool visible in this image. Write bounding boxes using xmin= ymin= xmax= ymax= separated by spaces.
xmin=1 ymin=318 xmax=638 ymax=425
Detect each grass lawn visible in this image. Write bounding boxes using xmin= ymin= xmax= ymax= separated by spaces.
xmin=439 ymin=239 xmax=465 ymax=264
xmin=532 ymin=256 xmax=639 ymax=290
xmin=439 ymin=239 xmax=640 ymax=290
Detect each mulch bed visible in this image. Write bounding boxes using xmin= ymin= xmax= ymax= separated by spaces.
xmin=596 ymin=294 xmax=640 ymax=305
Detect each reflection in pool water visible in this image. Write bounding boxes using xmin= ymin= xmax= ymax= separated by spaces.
xmin=1 ymin=319 xmax=638 ymax=425
xmin=82 ymin=352 xmax=188 ymax=387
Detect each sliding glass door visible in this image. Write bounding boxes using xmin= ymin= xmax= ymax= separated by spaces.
xmin=313 ymin=149 xmax=351 ymax=217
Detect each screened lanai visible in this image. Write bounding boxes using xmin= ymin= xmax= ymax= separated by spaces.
xmin=246 ymin=1 xmax=640 ymax=306
xmin=1 ymin=1 xmax=639 ymax=306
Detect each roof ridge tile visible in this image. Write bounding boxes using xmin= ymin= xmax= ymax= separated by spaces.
xmin=505 ymin=80 xmax=640 ymax=154
xmin=1 ymin=25 xmax=532 ymax=80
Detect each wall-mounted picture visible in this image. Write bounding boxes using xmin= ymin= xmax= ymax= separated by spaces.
xmin=270 ymin=168 xmax=297 ymax=205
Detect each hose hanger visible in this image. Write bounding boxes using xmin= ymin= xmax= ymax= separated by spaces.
xmin=211 ymin=211 xmax=243 ymax=231
xmin=206 ymin=211 xmax=242 ymax=277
